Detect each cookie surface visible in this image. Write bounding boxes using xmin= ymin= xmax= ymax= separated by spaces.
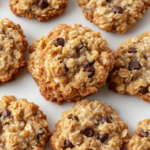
xmin=0 ymin=95 xmax=50 ymax=150
xmin=50 ymin=99 xmax=129 ymax=150
xmin=9 ymin=0 xmax=68 ymax=22
xmin=127 ymin=119 xmax=150 ymax=150
xmin=27 ymin=24 xmax=115 ymax=104
xmin=78 ymin=0 xmax=150 ymax=33
xmin=0 ymin=18 xmax=28 ymax=83
xmin=109 ymin=31 xmax=150 ymax=102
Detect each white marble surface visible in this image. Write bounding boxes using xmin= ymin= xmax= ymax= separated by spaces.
xmin=0 ymin=0 xmax=150 ymax=149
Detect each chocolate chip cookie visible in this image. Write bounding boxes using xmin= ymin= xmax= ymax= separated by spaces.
xmin=78 ymin=0 xmax=150 ymax=33
xmin=27 ymin=24 xmax=115 ymax=104
xmin=127 ymin=119 xmax=150 ymax=150
xmin=9 ymin=0 xmax=68 ymax=22
xmin=0 ymin=95 xmax=50 ymax=150
xmin=109 ymin=31 xmax=150 ymax=102
xmin=0 ymin=18 xmax=28 ymax=83
xmin=50 ymin=99 xmax=129 ymax=149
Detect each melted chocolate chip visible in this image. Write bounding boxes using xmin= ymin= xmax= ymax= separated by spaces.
xmin=84 ymin=66 xmax=95 ymax=77
xmin=101 ymin=116 xmax=111 ymax=124
xmin=128 ymin=48 xmax=137 ymax=53
xmin=38 ymin=0 xmax=49 ymax=9
xmin=113 ymin=6 xmax=123 ymax=14
xmin=81 ymin=126 xmax=94 ymax=137
xmin=139 ymin=130 xmax=149 ymax=137
xmin=98 ymin=133 xmax=109 ymax=142
xmin=37 ymin=133 xmax=44 ymax=140
xmin=2 ymin=109 xmax=11 ymax=118
xmin=129 ymin=61 xmax=141 ymax=70
xmin=54 ymin=38 xmax=65 ymax=47
xmin=140 ymin=86 xmax=149 ymax=95
xmin=68 ymin=116 xmax=79 ymax=121
xmin=64 ymin=140 xmax=74 ymax=149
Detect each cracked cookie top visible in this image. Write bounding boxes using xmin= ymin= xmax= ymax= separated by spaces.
xmin=0 ymin=95 xmax=50 ymax=150
xmin=50 ymin=99 xmax=129 ymax=150
xmin=109 ymin=31 xmax=150 ymax=102
xmin=0 ymin=18 xmax=28 ymax=83
xmin=27 ymin=24 xmax=115 ymax=104
xmin=78 ymin=0 xmax=150 ymax=33
xmin=9 ymin=0 xmax=68 ymax=22
xmin=127 ymin=119 xmax=150 ymax=150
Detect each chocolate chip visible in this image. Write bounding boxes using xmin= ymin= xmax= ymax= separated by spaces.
xmin=54 ymin=38 xmax=65 ymax=47
xmin=139 ymin=130 xmax=149 ymax=137
xmin=129 ymin=61 xmax=141 ymax=70
xmin=98 ymin=133 xmax=109 ymax=142
xmin=81 ymin=126 xmax=94 ymax=137
xmin=2 ymin=109 xmax=11 ymax=118
xmin=64 ymin=140 xmax=74 ymax=149
xmin=88 ymin=61 xmax=94 ymax=66
xmin=65 ymin=65 xmax=69 ymax=72
xmin=38 ymin=0 xmax=49 ymax=9
xmin=101 ymin=116 xmax=111 ymax=124
xmin=128 ymin=48 xmax=137 ymax=53
xmin=113 ymin=6 xmax=123 ymax=14
xmin=140 ymin=86 xmax=149 ymax=95
xmin=68 ymin=116 xmax=79 ymax=121
xmin=84 ymin=66 xmax=95 ymax=77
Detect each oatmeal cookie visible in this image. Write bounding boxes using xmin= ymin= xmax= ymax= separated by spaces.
xmin=127 ymin=119 xmax=150 ymax=150
xmin=9 ymin=0 xmax=68 ymax=22
xmin=27 ymin=24 xmax=115 ymax=104
xmin=78 ymin=0 xmax=150 ymax=34
xmin=50 ymin=99 xmax=129 ymax=150
xmin=0 ymin=95 xmax=50 ymax=150
xmin=109 ymin=31 xmax=150 ymax=102
xmin=0 ymin=18 xmax=28 ymax=83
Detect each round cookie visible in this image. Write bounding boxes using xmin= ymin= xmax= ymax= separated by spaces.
xmin=127 ymin=119 xmax=150 ymax=150
xmin=9 ymin=0 xmax=68 ymax=22
xmin=78 ymin=0 xmax=150 ymax=34
xmin=27 ymin=24 xmax=115 ymax=104
xmin=0 ymin=95 xmax=50 ymax=150
xmin=109 ymin=31 xmax=150 ymax=102
xmin=50 ymin=99 xmax=129 ymax=150
xmin=0 ymin=18 xmax=28 ymax=83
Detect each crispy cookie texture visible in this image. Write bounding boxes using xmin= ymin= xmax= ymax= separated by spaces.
xmin=127 ymin=119 xmax=150 ymax=150
xmin=0 ymin=95 xmax=50 ymax=150
xmin=0 ymin=18 xmax=28 ymax=83
xmin=9 ymin=0 xmax=68 ymax=22
xmin=50 ymin=99 xmax=129 ymax=150
xmin=78 ymin=0 xmax=150 ymax=34
xmin=109 ymin=31 xmax=150 ymax=102
xmin=27 ymin=24 xmax=115 ymax=104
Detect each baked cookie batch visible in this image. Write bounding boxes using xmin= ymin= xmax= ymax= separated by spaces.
xmin=0 ymin=0 xmax=150 ymax=149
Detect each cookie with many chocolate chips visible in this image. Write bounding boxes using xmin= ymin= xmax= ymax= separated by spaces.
xmin=9 ymin=0 xmax=68 ymax=22
xmin=78 ymin=0 xmax=150 ymax=33
xmin=109 ymin=31 xmax=150 ymax=102
xmin=50 ymin=99 xmax=129 ymax=150
xmin=0 ymin=18 xmax=28 ymax=83
xmin=27 ymin=24 xmax=115 ymax=104
xmin=127 ymin=119 xmax=150 ymax=150
xmin=0 ymin=95 xmax=50 ymax=150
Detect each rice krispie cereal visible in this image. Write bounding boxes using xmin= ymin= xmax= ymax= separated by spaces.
xmin=9 ymin=0 xmax=68 ymax=22
xmin=78 ymin=0 xmax=150 ymax=33
xmin=127 ymin=119 xmax=150 ymax=150
xmin=109 ymin=31 xmax=150 ymax=102
xmin=0 ymin=18 xmax=28 ymax=83
xmin=50 ymin=99 xmax=129 ymax=150
xmin=0 ymin=95 xmax=50 ymax=150
xmin=27 ymin=24 xmax=115 ymax=104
